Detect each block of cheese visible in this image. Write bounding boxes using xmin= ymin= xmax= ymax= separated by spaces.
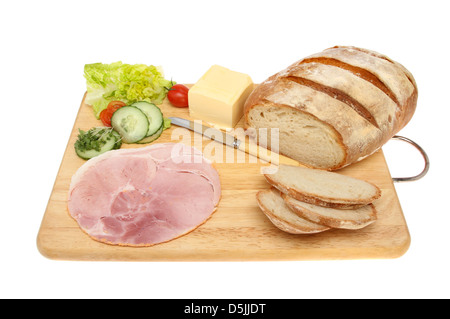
xmin=188 ymin=65 xmax=254 ymax=128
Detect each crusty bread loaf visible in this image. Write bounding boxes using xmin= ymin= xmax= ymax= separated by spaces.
xmin=282 ymin=194 xmax=377 ymax=230
xmin=263 ymin=165 xmax=381 ymax=209
xmin=244 ymin=46 xmax=418 ymax=170
xmin=256 ymin=188 xmax=330 ymax=234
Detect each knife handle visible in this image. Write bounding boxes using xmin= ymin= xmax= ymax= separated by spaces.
xmin=237 ymin=141 xmax=300 ymax=166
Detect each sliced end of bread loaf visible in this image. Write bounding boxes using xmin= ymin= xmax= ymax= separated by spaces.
xmin=264 ymin=165 xmax=381 ymax=209
xmin=256 ymin=188 xmax=330 ymax=234
xmin=246 ymin=103 xmax=346 ymax=170
xmin=283 ymin=193 xmax=377 ymax=229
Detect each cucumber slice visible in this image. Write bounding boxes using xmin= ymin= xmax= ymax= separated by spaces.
xmin=74 ymin=127 xmax=122 ymax=160
xmin=110 ymin=129 xmax=123 ymax=149
xmin=131 ymin=101 xmax=164 ymax=137
xmin=111 ymin=106 xmax=149 ymax=143
xmin=136 ymin=124 xmax=164 ymax=144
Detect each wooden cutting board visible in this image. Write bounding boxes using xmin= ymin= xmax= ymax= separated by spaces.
xmin=37 ymin=91 xmax=410 ymax=261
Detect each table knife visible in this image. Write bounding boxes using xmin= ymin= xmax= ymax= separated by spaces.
xmin=168 ymin=117 xmax=299 ymax=166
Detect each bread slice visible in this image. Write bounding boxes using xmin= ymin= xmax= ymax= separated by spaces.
xmin=282 ymin=194 xmax=377 ymax=229
xmin=256 ymin=188 xmax=330 ymax=234
xmin=264 ymin=165 xmax=381 ymax=209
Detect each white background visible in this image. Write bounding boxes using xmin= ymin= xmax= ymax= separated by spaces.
xmin=1 ymin=0 xmax=449 ymax=299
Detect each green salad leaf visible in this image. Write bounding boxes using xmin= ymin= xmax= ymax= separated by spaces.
xmin=163 ymin=117 xmax=171 ymax=130
xmin=84 ymin=61 xmax=173 ymax=118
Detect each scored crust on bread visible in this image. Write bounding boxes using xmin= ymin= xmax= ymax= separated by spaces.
xmin=244 ymin=46 xmax=418 ymax=170
xmin=282 ymin=193 xmax=377 ymax=230
xmin=263 ymin=165 xmax=381 ymax=209
xmin=256 ymin=188 xmax=330 ymax=234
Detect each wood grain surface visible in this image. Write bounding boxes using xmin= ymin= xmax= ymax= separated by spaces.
xmin=37 ymin=91 xmax=410 ymax=261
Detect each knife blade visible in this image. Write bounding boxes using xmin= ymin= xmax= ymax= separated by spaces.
xmin=168 ymin=117 xmax=241 ymax=149
xmin=168 ymin=117 xmax=299 ymax=166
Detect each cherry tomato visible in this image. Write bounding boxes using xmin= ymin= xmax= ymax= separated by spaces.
xmin=167 ymin=84 xmax=189 ymax=107
xmin=100 ymin=100 xmax=127 ymax=126
xmin=100 ymin=108 xmax=112 ymax=126
xmin=107 ymin=100 xmax=126 ymax=113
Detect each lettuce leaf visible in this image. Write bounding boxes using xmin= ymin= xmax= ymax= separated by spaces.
xmin=84 ymin=61 xmax=173 ymax=118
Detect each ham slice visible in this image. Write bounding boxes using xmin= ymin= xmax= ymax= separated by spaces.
xmin=68 ymin=143 xmax=221 ymax=246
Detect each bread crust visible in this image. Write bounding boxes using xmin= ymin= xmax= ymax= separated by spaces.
xmin=244 ymin=46 xmax=418 ymax=170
